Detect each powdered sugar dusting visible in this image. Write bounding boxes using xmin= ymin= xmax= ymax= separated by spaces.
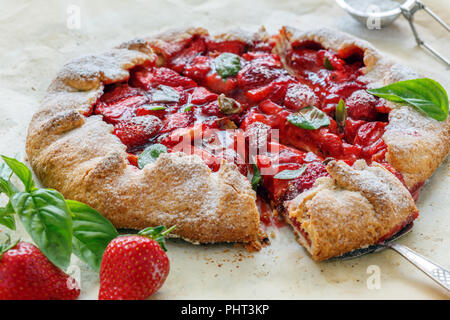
xmin=284 ymin=82 xmax=318 ymax=110
xmin=329 ymin=160 xmax=417 ymax=220
xmin=383 ymin=106 xmax=450 ymax=188
xmin=53 ymin=49 xmax=153 ymax=91
xmin=25 ymin=25 xmax=447 ymax=259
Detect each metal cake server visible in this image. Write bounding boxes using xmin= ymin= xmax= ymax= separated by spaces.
xmin=336 ymin=0 xmax=450 ymax=66
xmin=334 ymin=223 xmax=450 ymax=292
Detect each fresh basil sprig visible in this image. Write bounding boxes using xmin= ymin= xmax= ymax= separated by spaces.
xmin=214 ymin=53 xmax=242 ymax=79
xmin=274 ymin=165 xmax=307 ymax=180
xmin=287 ymin=106 xmax=330 ymax=130
xmin=0 ymin=155 xmax=119 ymax=272
xmin=137 ymin=144 xmax=168 ymax=169
xmin=367 ymin=78 xmax=449 ymax=121
xmin=251 ymin=164 xmax=262 ymax=191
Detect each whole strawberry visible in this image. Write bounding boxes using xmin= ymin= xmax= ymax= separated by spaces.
xmin=0 ymin=239 xmax=80 ymax=300
xmin=98 ymin=225 xmax=175 ymax=300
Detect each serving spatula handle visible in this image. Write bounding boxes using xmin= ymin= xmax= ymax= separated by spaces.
xmin=386 ymin=242 xmax=450 ymax=292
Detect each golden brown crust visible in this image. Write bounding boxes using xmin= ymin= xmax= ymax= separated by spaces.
xmin=119 ymin=27 xmax=209 ymax=66
xmin=384 ymin=108 xmax=450 ymax=189
xmin=49 ymin=49 xmax=153 ymax=91
xmin=214 ymin=26 xmax=269 ymax=44
xmin=28 ymin=114 xmax=261 ymax=244
xmin=287 ymin=160 xmax=418 ymax=261
xmin=26 ymin=26 xmax=448 ymax=258
xmin=26 ymin=33 xmax=261 ymax=246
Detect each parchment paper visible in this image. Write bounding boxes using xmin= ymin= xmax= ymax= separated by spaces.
xmin=0 ymin=0 xmax=448 ymax=299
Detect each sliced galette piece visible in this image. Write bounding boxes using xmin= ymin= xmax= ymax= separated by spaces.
xmin=286 ymin=160 xmax=418 ymax=261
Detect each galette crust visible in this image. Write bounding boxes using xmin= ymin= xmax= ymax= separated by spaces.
xmin=276 ymin=27 xmax=448 ymax=259
xmin=384 ymin=107 xmax=450 ymax=189
xmin=26 ymin=26 xmax=449 ymax=258
xmin=287 ymin=160 xmax=418 ymax=261
xmin=26 ymin=28 xmax=261 ymax=245
xmin=118 ymin=27 xmax=209 ymax=66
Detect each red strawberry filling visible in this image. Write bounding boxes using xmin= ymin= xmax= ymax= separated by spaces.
xmin=346 ymin=89 xmax=379 ymax=121
xmin=114 ymin=116 xmax=162 ymax=147
xmin=131 ymin=66 xmax=197 ymax=90
xmin=91 ymin=33 xmax=419 ymax=236
xmin=168 ymin=36 xmax=207 ymax=74
xmin=255 ymin=141 xmax=327 ymax=205
xmin=205 ymin=39 xmax=249 ymax=55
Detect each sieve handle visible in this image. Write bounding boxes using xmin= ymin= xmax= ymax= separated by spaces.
xmin=401 ymin=0 xmax=450 ymax=66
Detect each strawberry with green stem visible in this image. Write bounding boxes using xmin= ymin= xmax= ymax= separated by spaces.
xmin=1 ymin=155 xmax=176 ymax=300
xmin=98 ymin=225 xmax=176 ymax=300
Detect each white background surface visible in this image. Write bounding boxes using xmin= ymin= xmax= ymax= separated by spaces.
xmin=0 ymin=0 xmax=449 ymax=299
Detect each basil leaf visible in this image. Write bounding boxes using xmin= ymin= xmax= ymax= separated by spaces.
xmin=0 ymin=178 xmax=14 ymax=197
xmin=287 ymin=106 xmax=330 ymax=130
xmin=323 ymin=57 xmax=334 ymax=70
xmin=0 ymin=235 xmax=19 ymax=257
xmin=367 ymin=78 xmax=449 ymax=121
xmin=335 ymin=98 xmax=347 ymax=132
xmin=1 ymin=155 xmax=35 ymax=192
xmin=0 ymin=203 xmax=16 ymax=230
xmin=251 ymin=164 xmax=262 ymax=191
xmin=0 ymin=215 xmax=16 ymax=230
xmin=274 ymin=165 xmax=307 ymax=180
xmin=0 ymin=201 xmax=15 ymax=215
xmin=0 ymin=162 xmax=12 ymax=181
xmin=183 ymin=104 xmax=193 ymax=112
xmin=214 ymin=53 xmax=241 ymax=79
xmin=66 ymin=200 xmax=118 ymax=272
xmin=146 ymin=105 xmax=167 ymax=111
xmin=151 ymin=85 xmax=180 ymax=103
xmin=0 ymin=162 xmax=19 ymax=197
xmin=138 ymin=144 xmax=168 ymax=169
xmin=11 ymin=189 xmax=72 ymax=270
xmin=0 ymin=162 xmax=12 ymax=195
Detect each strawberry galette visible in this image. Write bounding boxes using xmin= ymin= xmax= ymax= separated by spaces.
xmin=26 ymin=27 xmax=449 ymax=260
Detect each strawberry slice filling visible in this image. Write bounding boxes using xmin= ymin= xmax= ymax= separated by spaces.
xmin=90 ymin=33 xmax=419 ymax=247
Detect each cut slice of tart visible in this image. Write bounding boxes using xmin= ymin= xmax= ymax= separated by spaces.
xmin=286 ymin=160 xmax=418 ymax=261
